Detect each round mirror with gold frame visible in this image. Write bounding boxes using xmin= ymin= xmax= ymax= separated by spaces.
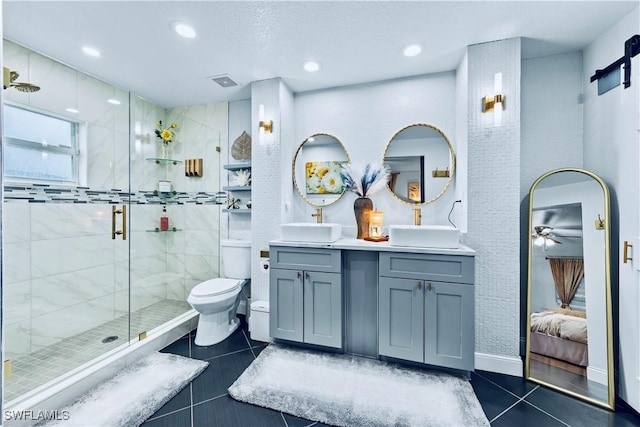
xmin=382 ymin=123 xmax=455 ymax=205
xmin=292 ymin=133 xmax=350 ymax=207
xmin=525 ymin=168 xmax=614 ymax=410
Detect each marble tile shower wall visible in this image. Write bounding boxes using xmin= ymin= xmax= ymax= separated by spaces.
xmin=3 ymin=40 xmax=225 ymax=359
xmin=3 ymin=202 xmax=220 ymax=359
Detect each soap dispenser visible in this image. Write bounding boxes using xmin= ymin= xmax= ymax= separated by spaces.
xmin=160 ymin=205 xmax=169 ymax=231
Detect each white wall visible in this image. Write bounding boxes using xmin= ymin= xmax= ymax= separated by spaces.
xmin=521 ymin=52 xmax=584 ymax=197
xmin=250 ymin=78 xmax=294 ymax=302
xmin=582 ymin=5 xmax=640 ymax=409
xmin=465 ymin=38 xmax=522 ymax=374
xmin=292 ymin=72 xmax=458 ymax=232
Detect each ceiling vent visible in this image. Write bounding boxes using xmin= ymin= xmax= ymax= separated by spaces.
xmin=209 ymin=74 xmax=239 ymax=88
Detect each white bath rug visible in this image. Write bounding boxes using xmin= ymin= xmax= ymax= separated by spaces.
xmin=229 ymin=344 xmax=490 ymax=427
xmin=39 ymin=352 xmax=207 ymax=427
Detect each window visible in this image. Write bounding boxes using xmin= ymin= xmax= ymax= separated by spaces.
xmin=3 ymin=104 xmax=78 ymax=183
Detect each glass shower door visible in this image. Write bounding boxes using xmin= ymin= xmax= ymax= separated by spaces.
xmin=2 ymin=40 xmax=133 ymax=406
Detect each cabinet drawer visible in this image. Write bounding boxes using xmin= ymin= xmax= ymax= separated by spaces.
xmin=379 ymin=252 xmax=474 ymax=284
xmin=271 ymin=246 xmax=341 ymax=273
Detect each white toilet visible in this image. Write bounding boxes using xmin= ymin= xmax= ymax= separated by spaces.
xmin=187 ymin=239 xmax=251 ymax=346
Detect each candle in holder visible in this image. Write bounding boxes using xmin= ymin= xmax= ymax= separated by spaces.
xmin=369 ymin=210 xmax=384 ymax=239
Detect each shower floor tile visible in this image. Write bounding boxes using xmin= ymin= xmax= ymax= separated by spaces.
xmin=4 ymin=299 xmax=191 ymax=403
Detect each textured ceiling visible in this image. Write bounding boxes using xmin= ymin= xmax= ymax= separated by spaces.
xmin=3 ymin=1 xmax=638 ymax=108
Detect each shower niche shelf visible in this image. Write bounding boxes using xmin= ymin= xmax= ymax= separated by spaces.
xmin=222 ymin=185 xmax=252 ymax=191
xmin=146 ymin=157 xmax=182 ymax=165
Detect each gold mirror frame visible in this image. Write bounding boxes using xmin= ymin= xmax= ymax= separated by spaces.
xmin=525 ymin=167 xmax=614 ymax=410
xmin=292 ymin=133 xmax=351 ymax=208
xmin=382 ymin=123 xmax=456 ymax=206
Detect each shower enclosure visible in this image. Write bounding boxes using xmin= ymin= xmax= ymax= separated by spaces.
xmin=2 ymin=40 xmax=223 ymax=409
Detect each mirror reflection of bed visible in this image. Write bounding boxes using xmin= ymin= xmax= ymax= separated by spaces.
xmin=526 ymin=170 xmax=613 ymax=408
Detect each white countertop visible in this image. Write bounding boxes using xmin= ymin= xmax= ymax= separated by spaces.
xmin=269 ymin=238 xmax=476 ymax=256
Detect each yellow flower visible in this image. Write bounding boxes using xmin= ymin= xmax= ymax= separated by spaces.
xmin=316 ymin=166 xmax=330 ymax=178
xmin=155 ymin=120 xmax=179 ymax=144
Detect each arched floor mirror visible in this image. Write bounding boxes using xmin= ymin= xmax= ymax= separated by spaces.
xmin=525 ymin=168 xmax=614 ymax=410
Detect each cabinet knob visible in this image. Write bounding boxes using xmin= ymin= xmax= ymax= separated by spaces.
xmin=297 ymin=271 xmax=302 ymax=279
xmin=416 ymin=282 xmax=422 ymax=290
xmin=427 ymin=282 xmax=433 ymax=292
xmin=305 ymin=272 xmax=310 ymax=280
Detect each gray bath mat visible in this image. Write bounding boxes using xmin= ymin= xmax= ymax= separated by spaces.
xmin=229 ymin=344 xmax=490 ymax=427
xmin=39 ymin=352 xmax=208 ymax=427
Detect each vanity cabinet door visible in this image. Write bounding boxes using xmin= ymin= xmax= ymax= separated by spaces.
xmin=424 ymin=281 xmax=474 ymax=371
xmin=270 ymin=269 xmax=304 ymax=342
xmin=303 ymin=271 xmax=342 ymax=348
xmin=378 ymin=277 xmax=424 ymax=363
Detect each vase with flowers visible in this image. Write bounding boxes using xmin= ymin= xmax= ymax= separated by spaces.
xmin=341 ymin=161 xmax=390 ymax=239
xmin=155 ymin=120 xmax=179 ymax=159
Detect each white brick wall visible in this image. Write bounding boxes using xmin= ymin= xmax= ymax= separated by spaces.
xmin=250 ymin=79 xmax=293 ymax=301
xmin=465 ymin=38 xmax=521 ymax=358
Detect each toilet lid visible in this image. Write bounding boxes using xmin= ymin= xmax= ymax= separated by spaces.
xmin=191 ymin=278 xmax=242 ymax=297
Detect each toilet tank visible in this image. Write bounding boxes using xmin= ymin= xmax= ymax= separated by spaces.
xmin=221 ymin=239 xmax=251 ymax=279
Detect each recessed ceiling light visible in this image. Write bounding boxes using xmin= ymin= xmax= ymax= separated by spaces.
xmin=303 ymin=61 xmax=321 ymax=72
xmin=66 ymin=108 xmax=80 ymax=114
xmin=107 ymin=98 xmax=121 ymax=105
xmin=82 ymin=46 xmax=101 ymax=58
xmin=172 ymin=21 xmax=197 ymax=39
xmin=402 ymin=43 xmax=423 ymax=57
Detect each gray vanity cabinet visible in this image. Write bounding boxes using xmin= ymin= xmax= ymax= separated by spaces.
xmin=378 ymin=252 xmax=475 ymax=371
xmin=269 ymin=246 xmax=342 ymax=348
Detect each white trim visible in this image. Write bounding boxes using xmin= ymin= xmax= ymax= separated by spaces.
xmin=586 ymin=365 xmax=608 ymax=386
xmin=474 ymin=352 xmax=523 ymax=377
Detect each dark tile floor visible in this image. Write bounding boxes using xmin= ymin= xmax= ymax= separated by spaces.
xmin=143 ymin=319 xmax=640 ymax=427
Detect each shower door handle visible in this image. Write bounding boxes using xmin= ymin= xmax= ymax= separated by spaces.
xmin=112 ymin=205 xmax=127 ymax=240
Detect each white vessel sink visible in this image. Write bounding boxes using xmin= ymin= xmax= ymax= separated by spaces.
xmin=389 ymin=225 xmax=460 ymax=248
xmin=280 ymin=223 xmax=342 ymax=243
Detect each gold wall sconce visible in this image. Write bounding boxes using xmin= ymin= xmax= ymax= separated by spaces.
xmin=258 ymin=104 xmax=273 ymax=144
xmin=185 ymin=158 xmax=203 ymax=177
xmin=432 ymin=168 xmax=450 ymax=178
xmin=482 ymin=72 xmax=505 ymax=126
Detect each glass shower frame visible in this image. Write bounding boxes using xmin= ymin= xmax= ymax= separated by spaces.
xmin=1 ymin=40 xmax=222 ymax=409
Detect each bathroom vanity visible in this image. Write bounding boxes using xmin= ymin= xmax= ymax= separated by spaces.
xmin=269 ymin=239 xmax=476 ymax=372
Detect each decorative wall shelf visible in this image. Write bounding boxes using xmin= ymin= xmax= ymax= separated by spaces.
xmin=222 ymin=185 xmax=252 ymax=191
xmin=223 ymin=162 xmax=251 ymax=171
xmin=146 ymin=157 xmax=182 ymax=165
xmin=222 ymin=209 xmax=251 ymax=214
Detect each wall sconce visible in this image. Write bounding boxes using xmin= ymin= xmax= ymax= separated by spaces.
xmin=258 ymin=104 xmax=273 ymax=144
xmin=482 ymin=72 xmax=505 ymax=126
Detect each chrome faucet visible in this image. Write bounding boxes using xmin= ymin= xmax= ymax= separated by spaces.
xmin=413 ymin=208 xmax=422 ymax=226
xmin=311 ymin=208 xmax=323 ymax=224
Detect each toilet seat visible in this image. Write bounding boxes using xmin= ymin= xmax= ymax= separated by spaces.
xmin=190 ymin=278 xmax=243 ymax=298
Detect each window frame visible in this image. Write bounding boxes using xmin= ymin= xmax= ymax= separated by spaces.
xmin=3 ymin=102 xmax=81 ymax=185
